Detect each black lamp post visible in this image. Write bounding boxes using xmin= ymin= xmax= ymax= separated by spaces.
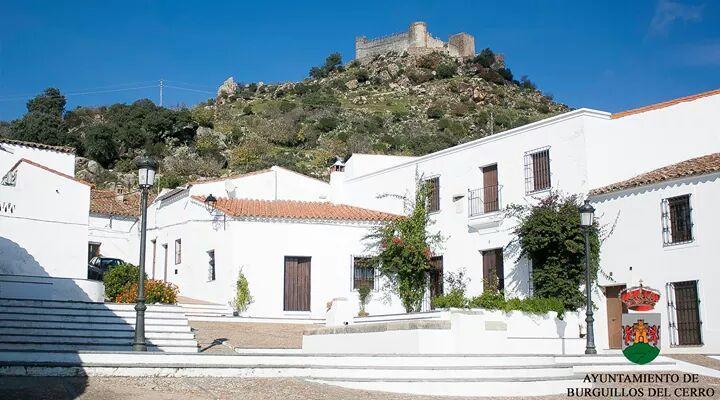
xmin=579 ymin=199 xmax=597 ymax=355
xmin=204 ymin=194 xmax=217 ymax=213
xmin=133 ymin=156 xmax=158 ymax=351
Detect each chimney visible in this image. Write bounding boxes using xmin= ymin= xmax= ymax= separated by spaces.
xmin=329 ymin=157 xmax=346 ymax=203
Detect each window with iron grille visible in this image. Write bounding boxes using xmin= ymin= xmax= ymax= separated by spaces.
xmin=207 ymin=250 xmax=216 ymax=281
xmin=661 ymin=195 xmax=693 ymax=246
xmin=524 ymin=148 xmax=551 ymax=193
xmin=425 ymin=177 xmax=440 ymax=213
xmin=667 ymin=280 xmax=702 ymax=346
xmin=174 ymin=239 xmax=182 ymax=264
xmin=353 ymin=257 xmax=378 ymax=290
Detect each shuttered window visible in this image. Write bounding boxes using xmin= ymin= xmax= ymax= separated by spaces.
xmin=207 ymin=250 xmax=216 ymax=281
xmin=662 ymin=195 xmax=693 ymax=245
xmin=482 ymin=248 xmax=505 ymax=293
xmin=524 ymin=148 xmax=551 ymax=193
xmin=174 ymin=239 xmax=182 ymax=264
xmin=426 ymin=177 xmax=440 ymax=212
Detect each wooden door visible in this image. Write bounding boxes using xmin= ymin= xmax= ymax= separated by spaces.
xmin=284 ymin=256 xmax=311 ymax=311
xmin=482 ymin=249 xmax=504 ymax=292
xmin=605 ymin=285 xmax=627 ymax=349
xmin=428 ymin=256 xmax=444 ymax=301
xmin=674 ymin=281 xmax=702 ymax=345
xmin=482 ymin=164 xmax=499 ymax=213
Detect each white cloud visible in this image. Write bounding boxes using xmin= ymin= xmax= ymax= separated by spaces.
xmin=648 ymin=0 xmax=704 ymax=36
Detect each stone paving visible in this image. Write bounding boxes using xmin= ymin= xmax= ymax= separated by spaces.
xmin=190 ymin=321 xmax=311 ymax=353
xmin=1 ymin=374 xmax=720 ymax=400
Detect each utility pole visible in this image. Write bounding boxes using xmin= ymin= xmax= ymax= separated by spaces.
xmin=159 ymin=79 xmax=164 ymax=107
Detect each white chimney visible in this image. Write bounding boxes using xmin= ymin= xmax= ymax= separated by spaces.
xmin=329 ymin=157 xmax=346 ymax=203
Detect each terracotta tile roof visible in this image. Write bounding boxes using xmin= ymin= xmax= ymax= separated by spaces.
xmin=612 ymin=88 xmax=720 ymax=119
xmin=0 ymin=138 xmax=75 ymax=154
xmin=191 ymin=196 xmax=399 ymax=222
xmin=7 ymin=158 xmax=90 ymax=186
xmin=590 ymin=153 xmax=720 ymax=196
xmin=90 ymin=189 xmax=143 ymax=218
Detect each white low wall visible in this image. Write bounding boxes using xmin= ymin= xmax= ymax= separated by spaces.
xmin=302 ymin=309 xmax=585 ymax=355
xmin=0 ymin=274 xmax=104 ymax=302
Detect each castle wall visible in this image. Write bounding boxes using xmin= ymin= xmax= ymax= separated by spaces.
xmin=355 ymin=22 xmax=475 ymax=61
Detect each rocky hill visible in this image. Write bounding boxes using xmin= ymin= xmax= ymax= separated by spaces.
xmin=4 ymin=49 xmax=569 ymax=189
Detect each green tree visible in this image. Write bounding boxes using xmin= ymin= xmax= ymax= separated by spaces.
xmin=83 ymin=124 xmax=119 ymax=168
xmin=10 ymin=88 xmax=77 ymax=148
xmin=474 ymin=48 xmax=496 ymax=68
xmin=366 ymin=177 xmax=444 ymax=312
xmin=27 ymin=88 xmax=65 ymax=116
xmin=508 ymin=193 xmax=600 ymax=311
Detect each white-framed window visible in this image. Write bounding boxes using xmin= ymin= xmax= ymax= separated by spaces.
xmin=352 ymin=256 xmax=379 ymax=291
xmin=174 ymin=239 xmax=182 ymax=264
xmin=425 ymin=176 xmax=440 ymax=213
xmin=524 ymin=147 xmax=551 ymax=193
xmin=661 ymin=194 xmax=693 ymax=246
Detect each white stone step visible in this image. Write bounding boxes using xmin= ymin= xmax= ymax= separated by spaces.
xmin=0 ymin=327 xmax=194 ymax=339
xmin=0 ymin=335 xmax=197 ymax=347
xmin=0 ymin=320 xmax=191 ymax=332
xmin=0 ymin=344 xmax=197 ymax=353
xmin=177 ymin=303 xmax=232 ymax=310
xmin=0 ymin=313 xmax=188 ymax=325
xmin=0 ymin=306 xmax=186 ymax=318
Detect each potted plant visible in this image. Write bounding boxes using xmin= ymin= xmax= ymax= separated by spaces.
xmin=357 ymin=282 xmax=372 ymax=317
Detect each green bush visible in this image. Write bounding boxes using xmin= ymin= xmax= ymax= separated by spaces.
xmin=357 ymin=281 xmax=372 ymax=315
xmin=468 ymin=291 xmax=505 ymax=309
xmin=316 ymin=116 xmax=339 ymax=132
xmin=115 ymin=279 xmax=178 ymax=304
xmin=232 ymin=269 xmax=253 ymax=313
xmin=431 ymin=289 xmax=468 ymax=308
xmin=355 ymin=69 xmax=370 ymax=83
xmin=103 ymin=262 xmax=144 ymax=301
xmin=426 ymin=105 xmax=444 ymax=119
xmin=474 ymin=48 xmax=496 ymax=68
xmin=498 ymin=67 xmax=514 ymax=81
xmin=435 ymin=62 xmax=457 ymax=79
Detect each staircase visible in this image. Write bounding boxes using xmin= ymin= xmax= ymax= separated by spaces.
xmin=0 ymin=298 xmax=198 ymax=353
xmin=0 ymin=351 xmax=683 ymax=397
xmin=177 ymin=302 xmax=234 ymax=319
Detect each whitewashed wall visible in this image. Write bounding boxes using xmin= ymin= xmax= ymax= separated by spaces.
xmin=145 ymin=192 xmax=404 ymax=317
xmin=591 ymin=173 xmax=720 ymax=353
xmin=0 ymin=142 xmax=75 ymax=176
xmin=189 ymin=166 xmax=330 ymax=201
xmin=88 ymin=214 xmax=139 ymax=264
xmin=0 ymin=161 xmax=89 ymax=280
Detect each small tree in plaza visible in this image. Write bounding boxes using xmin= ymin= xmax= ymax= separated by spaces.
xmin=366 ymin=177 xmax=444 ymax=313
xmin=507 ymin=192 xmax=601 ymax=311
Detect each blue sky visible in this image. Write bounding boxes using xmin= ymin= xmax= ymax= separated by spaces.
xmin=1 ymin=0 xmax=718 ymax=120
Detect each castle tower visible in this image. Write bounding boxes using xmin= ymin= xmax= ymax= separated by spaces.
xmin=408 ymin=21 xmax=428 ymax=49
xmin=448 ymin=33 xmax=476 ymax=58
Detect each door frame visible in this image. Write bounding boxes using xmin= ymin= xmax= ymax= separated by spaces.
xmin=604 ymin=284 xmax=627 ymax=349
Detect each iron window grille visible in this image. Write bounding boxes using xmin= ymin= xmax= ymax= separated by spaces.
xmin=524 ymin=147 xmax=551 ymax=194
xmin=666 ymin=280 xmax=703 ymax=346
xmin=425 ymin=176 xmax=440 ymax=213
xmin=352 ymin=257 xmax=379 ymax=291
xmin=661 ymin=195 xmax=693 ymax=246
xmin=207 ymin=250 xmax=216 ymax=281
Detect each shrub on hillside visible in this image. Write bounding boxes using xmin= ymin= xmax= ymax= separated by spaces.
xmin=103 ymin=262 xmax=144 ymax=301
xmin=474 ymin=48 xmax=496 ymax=68
xmin=426 ymin=105 xmax=444 ymax=119
xmin=435 ymin=62 xmax=457 ymax=79
xmin=115 ymin=280 xmax=178 ymax=304
xmin=355 ymin=68 xmax=370 ymax=83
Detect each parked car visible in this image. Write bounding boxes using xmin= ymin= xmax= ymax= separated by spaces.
xmin=87 ymin=257 xmax=124 ymax=281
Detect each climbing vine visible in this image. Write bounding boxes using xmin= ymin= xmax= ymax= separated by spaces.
xmin=365 ymin=176 xmax=444 ymax=313
xmin=507 ymin=192 xmax=600 ymax=311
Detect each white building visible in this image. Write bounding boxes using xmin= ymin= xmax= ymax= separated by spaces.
xmin=88 ymin=188 xmax=141 ymax=264
xmin=0 ymin=140 xmax=101 ymax=301
xmin=590 ymin=152 xmax=720 ymax=353
xmin=145 ymin=166 xmax=405 ymax=318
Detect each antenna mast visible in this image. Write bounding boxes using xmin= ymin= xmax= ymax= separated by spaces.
xmin=159 ymin=79 xmax=164 ymax=107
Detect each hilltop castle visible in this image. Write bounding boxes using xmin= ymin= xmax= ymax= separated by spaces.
xmin=355 ymin=21 xmax=475 ymax=62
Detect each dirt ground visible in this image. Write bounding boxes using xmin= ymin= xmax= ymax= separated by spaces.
xmin=1 ymin=374 xmax=719 ymax=400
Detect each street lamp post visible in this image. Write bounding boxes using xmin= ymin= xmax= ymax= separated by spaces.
xmin=133 ymin=156 xmax=158 ymax=352
xmin=579 ymin=199 xmax=597 ymax=355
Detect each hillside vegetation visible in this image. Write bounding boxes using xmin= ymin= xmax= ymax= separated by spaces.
xmin=3 ymin=49 xmax=569 ymax=190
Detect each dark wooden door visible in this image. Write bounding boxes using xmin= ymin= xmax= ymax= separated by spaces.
xmin=605 ymin=285 xmax=627 ymax=349
xmin=284 ymin=256 xmax=311 ymax=311
xmin=482 ymin=249 xmax=504 ymax=292
xmin=428 ymin=256 xmax=444 ymax=301
xmin=482 ymin=164 xmax=499 ymax=213
xmin=674 ymin=281 xmax=702 ymax=345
